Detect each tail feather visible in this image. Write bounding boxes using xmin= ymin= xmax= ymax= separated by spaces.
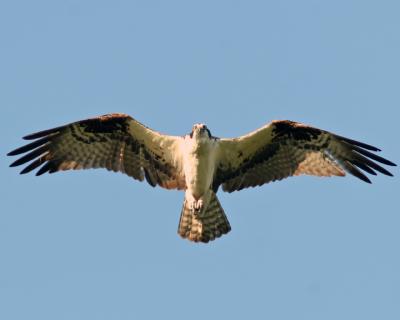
xmin=178 ymin=192 xmax=231 ymax=243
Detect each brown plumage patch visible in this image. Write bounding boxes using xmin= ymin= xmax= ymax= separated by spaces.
xmin=272 ymin=120 xmax=322 ymax=142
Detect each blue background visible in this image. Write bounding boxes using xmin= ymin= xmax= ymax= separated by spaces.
xmin=1 ymin=1 xmax=399 ymax=319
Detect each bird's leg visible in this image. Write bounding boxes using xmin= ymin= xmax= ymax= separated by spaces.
xmin=185 ymin=191 xmax=205 ymax=214
xmin=185 ymin=190 xmax=215 ymax=216
xmin=189 ymin=199 xmax=203 ymax=214
xmin=193 ymin=199 xmax=203 ymax=212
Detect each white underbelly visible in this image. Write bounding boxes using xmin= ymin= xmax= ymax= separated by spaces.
xmin=181 ymin=136 xmax=217 ymax=199
xmin=183 ymin=144 xmax=217 ymax=199
xmin=186 ymin=160 xmax=213 ymax=198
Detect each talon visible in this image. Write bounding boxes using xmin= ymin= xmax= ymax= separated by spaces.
xmin=189 ymin=199 xmax=204 ymax=214
xmin=195 ymin=199 xmax=203 ymax=210
xmin=189 ymin=202 xmax=195 ymax=213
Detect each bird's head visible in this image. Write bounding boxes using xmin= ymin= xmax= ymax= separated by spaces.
xmin=190 ymin=123 xmax=212 ymax=140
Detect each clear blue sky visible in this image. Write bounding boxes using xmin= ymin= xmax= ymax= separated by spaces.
xmin=1 ymin=1 xmax=399 ymax=319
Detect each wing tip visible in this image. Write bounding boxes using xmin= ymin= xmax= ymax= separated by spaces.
xmin=19 ymin=167 xmax=31 ymax=175
xmin=336 ymin=135 xmax=381 ymax=152
xmin=23 ymin=132 xmax=42 ymax=140
xmin=355 ymin=173 xmax=372 ymax=184
xmin=22 ymin=127 xmax=62 ymax=140
xmin=387 ymin=160 xmax=397 ymax=167
xmin=9 ymin=162 xmax=19 ymax=168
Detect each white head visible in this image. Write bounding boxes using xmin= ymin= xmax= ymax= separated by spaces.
xmin=189 ymin=123 xmax=212 ymax=140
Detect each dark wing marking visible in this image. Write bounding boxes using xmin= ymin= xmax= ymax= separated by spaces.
xmin=215 ymin=120 xmax=396 ymax=192
xmin=8 ymin=113 xmax=185 ymax=190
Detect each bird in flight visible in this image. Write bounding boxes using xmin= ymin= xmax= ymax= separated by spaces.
xmin=8 ymin=113 xmax=396 ymax=243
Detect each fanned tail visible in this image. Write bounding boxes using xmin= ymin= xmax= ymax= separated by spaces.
xmin=178 ymin=192 xmax=231 ymax=243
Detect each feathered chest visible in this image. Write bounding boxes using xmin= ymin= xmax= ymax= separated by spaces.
xmin=181 ymin=137 xmax=218 ymax=194
xmin=182 ymin=139 xmax=214 ymax=166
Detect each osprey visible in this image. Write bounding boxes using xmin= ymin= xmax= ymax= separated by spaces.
xmin=8 ymin=113 xmax=396 ymax=243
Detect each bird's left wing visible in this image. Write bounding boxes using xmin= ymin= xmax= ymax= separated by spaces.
xmin=8 ymin=113 xmax=185 ymax=190
xmin=215 ymin=120 xmax=396 ymax=192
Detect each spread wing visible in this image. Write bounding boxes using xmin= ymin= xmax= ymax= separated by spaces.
xmin=215 ymin=120 xmax=396 ymax=192
xmin=8 ymin=113 xmax=185 ymax=190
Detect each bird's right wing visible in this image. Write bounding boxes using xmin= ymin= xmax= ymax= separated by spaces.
xmin=8 ymin=113 xmax=186 ymax=190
